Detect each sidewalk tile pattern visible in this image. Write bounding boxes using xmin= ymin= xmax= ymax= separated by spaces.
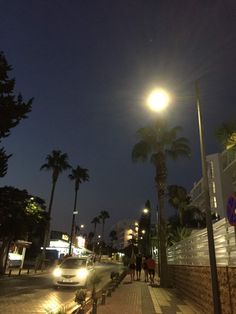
xmin=97 ymin=279 xmax=201 ymax=314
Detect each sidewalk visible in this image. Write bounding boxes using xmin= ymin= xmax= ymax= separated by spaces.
xmin=97 ymin=277 xmax=201 ymax=314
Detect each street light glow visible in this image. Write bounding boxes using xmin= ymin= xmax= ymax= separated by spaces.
xmin=143 ymin=208 xmax=149 ymax=214
xmin=147 ymin=88 xmax=170 ymax=111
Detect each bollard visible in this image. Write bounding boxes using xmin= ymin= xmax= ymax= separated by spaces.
xmin=91 ymin=298 xmax=97 ymax=314
xmin=101 ymin=290 xmax=106 ymax=305
xmin=27 ymin=268 xmax=30 ymax=274
xmin=18 ymin=268 xmax=22 ymax=276
xmin=8 ymin=269 xmax=12 ymax=277
xmin=107 ymin=288 xmax=112 ymax=297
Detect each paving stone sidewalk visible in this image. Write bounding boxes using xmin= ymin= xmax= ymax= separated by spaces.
xmin=97 ymin=278 xmax=201 ymax=314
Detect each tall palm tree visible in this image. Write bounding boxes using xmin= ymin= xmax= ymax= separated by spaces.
xmin=91 ymin=216 xmax=100 ymax=252
xmin=215 ymin=122 xmax=236 ymax=150
xmin=68 ymin=165 xmax=89 ymax=254
xmin=132 ymin=118 xmax=190 ymax=287
xmin=99 ymin=210 xmax=110 ymax=241
xmin=91 ymin=216 xmax=100 ymax=236
xmin=40 ymin=150 xmax=71 ymax=257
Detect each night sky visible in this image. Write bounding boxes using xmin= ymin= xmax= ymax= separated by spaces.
xmin=1 ymin=0 xmax=236 ymax=236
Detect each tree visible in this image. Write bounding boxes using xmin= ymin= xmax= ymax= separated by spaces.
xmin=99 ymin=210 xmax=110 ymax=241
xmin=40 ymin=150 xmax=71 ymax=256
xmin=167 ymin=185 xmax=191 ymax=226
xmin=68 ymin=165 xmax=89 ymax=254
xmin=132 ymin=117 xmax=190 ymax=287
xmin=91 ymin=216 xmax=100 ymax=252
xmin=91 ymin=217 xmax=100 ymax=235
xmin=0 ymin=52 xmax=32 ymax=177
xmin=0 ymin=186 xmax=47 ymax=274
xmin=87 ymin=231 xmax=95 ymax=250
xmin=215 ymin=122 xmax=236 ymax=150
xmin=0 ymin=148 xmax=11 ymax=177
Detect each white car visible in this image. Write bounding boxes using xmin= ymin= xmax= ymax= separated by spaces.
xmin=52 ymin=256 xmax=94 ymax=288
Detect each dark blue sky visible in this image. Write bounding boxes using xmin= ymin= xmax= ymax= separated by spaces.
xmin=1 ymin=0 xmax=236 ymax=235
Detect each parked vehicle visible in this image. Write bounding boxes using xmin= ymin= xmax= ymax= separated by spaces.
xmin=52 ymin=256 xmax=94 ymax=288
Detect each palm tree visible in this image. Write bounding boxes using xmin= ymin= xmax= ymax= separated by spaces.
xmin=215 ymin=122 xmax=236 ymax=150
xmin=167 ymin=185 xmax=191 ymax=226
xmin=68 ymin=165 xmax=89 ymax=254
xmin=40 ymin=150 xmax=71 ymax=258
xmin=91 ymin=216 xmax=100 ymax=236
xmin=91 ymin=216 xmax=100 ymax=252
xmin=99 ymin=210 xmax=110 ymax=241
xmin=132 ymin=118 xmax=190 ymax=287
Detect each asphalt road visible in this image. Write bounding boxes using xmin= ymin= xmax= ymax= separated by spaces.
xmin=0 ymin=262 xmax=123 ymax=313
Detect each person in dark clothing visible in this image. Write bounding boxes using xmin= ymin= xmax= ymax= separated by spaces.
xmin=135 ymin=254 xmax=142 ymax=280
xmin=142 ymin=256 xmax=149 ymax=282
xmin=128 ymin=255 xmax=136 ymax=282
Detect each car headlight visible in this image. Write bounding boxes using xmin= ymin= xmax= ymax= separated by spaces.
xmin=77 ymin=268 xmax=88 ymax=279
xmin=53 ymin=268 xmax=62 ymax=277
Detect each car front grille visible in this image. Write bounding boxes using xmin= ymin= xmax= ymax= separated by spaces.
xmin=57 ymin=281 xmax=79 ymax=285
xmin=62 ymin=275 xmax=76 ymax=279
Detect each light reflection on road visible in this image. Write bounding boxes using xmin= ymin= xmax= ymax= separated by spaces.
xmin=0 ymin=263 xmax=123 ymax=313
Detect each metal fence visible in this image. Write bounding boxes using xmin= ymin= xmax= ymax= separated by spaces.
xmin=167 ymin=218 xmax=236 ymax=266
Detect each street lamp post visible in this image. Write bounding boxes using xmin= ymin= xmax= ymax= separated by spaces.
xmin=195 ymin=82 xmax=221 ymax=313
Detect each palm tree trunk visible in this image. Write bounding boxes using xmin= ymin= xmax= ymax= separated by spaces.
xmin=93 ymin=223 xmax=97 ymax=252
xmin=99 ymin=221 xmax=105 ymax=257
xmin=69 ymin=188 xmax=78 ymax=255
xmin=41 ymin=180 xmax=56 ymax=265
xmin=101 ymin=222 xmax=105 ymax=241
xmin=155 ymin=159 xmax=169 ymax=288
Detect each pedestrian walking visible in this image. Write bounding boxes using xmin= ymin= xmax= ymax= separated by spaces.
xmin=146 ymin=255 xmax=156 ymax=284
xmin=135 ymin=253 xmax=142 ymax=280
xmin=142 ymin=256 xmax=149 ymax=282
xmin=128 ymin=254 xmax=136 ymax=282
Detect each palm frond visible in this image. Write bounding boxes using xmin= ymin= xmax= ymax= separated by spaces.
xmin=132 ymin=140 xmax=150 ymax=162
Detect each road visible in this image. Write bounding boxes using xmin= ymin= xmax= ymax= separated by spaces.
xmin=0 ymin=262 xmax=123 ymax=313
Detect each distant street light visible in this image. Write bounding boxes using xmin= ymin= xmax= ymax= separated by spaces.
xmin=80 ymin=224 xmax=84 ymax=229
xmin=141 ymin=230 xmax=146 ymax=234
xmin=143 ymin=208 xmax=149 ymax=214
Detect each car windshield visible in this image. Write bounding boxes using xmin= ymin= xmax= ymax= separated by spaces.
xmin=60 ymin=258 xmax=86 ymax=269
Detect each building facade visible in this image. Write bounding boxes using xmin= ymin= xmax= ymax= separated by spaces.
xmin=113 ymin=220 xmax=138 ymax=250
xmin=190 ymin=149 xmax=236 ymax=218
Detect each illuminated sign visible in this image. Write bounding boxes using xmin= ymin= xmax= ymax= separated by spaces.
xmin=62 ymin=234 xmax=69 ymax=241
xmin=77 ymin=236 xmax=85 ymax=248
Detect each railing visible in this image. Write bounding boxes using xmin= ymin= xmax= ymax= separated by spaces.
xmin=167 ymin=218 xmax=236 ymax=266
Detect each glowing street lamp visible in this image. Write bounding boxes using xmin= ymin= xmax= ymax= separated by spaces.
xmin=80 ymin=224 xmax=84 ymax=229
xmin=143 ymin=208 xmax=149 ymax=214
xmin=147 ymin=88 xmax=170 ymax=112
xmin=141 ymin=230 xmax=146 ymax=234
